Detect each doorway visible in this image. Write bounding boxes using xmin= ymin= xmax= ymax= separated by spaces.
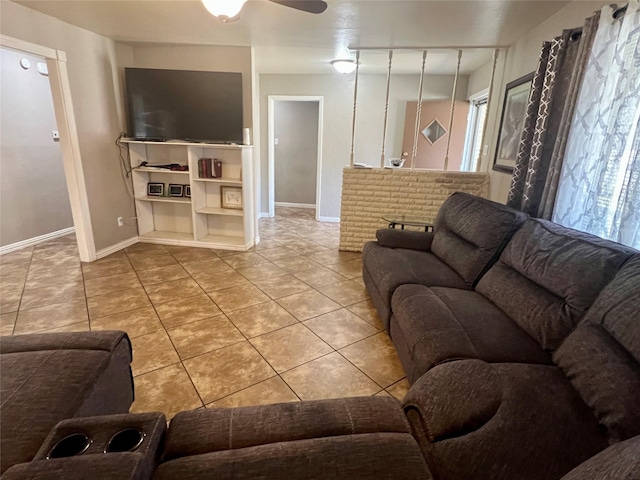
xmin=0 ymin=47 xmax=73 ymax=249
xmin=267 ymin=96 xmax=323 ymax=220
xmin=0 ymin=35 xmax=95 ymax=261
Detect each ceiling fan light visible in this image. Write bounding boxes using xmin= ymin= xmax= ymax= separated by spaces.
xmin=331 ymin=59 xmax=358 ymax=74
xmin=201 ymin=0 xmax=248 ymax=20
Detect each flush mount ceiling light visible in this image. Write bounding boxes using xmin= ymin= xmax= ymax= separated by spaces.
xmin=331 ymin=59 xmax=358 ymax=74
xmin=201 ymin=0 xmax=248 ymax=22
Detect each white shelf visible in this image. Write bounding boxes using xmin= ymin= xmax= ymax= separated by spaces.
xmin=133 ymin=167 xmax=189 ymax=175
xmin=136 ymin=196 xmax=191 ymax=204
xmin=193 ymin=177 xmax=242 ymax=185
xmin=198 ymin=234 xmax=246 ymax=247
xmin=127 ymin=140 xmax=255 ymax=252
xmin=122 ymin=139 xmax=251 ymax=149
xmin=196 ymin=206 xmax=243 ymax=216
xmin=139 ymin=231 xmax=194 ymax=242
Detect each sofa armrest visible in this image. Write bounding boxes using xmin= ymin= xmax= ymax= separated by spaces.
xmin=402 ymin=359 xmax=501 ymax=443
xmin=402 ymin=360 xmax=608 ymax=480
xmin=376 ymin=229 xmax=434 ymax=251
xmin=560 ymin=435 xmax=640 ymax=480
xmin=0 ymin=331 xmax=131 ymax=355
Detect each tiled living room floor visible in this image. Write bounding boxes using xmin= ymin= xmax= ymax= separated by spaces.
xmin=0 ymin=208 xmax=408 ymax=419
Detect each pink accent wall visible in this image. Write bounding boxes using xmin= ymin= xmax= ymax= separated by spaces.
xmin=402 ymin=100 xmax=470 ymax=170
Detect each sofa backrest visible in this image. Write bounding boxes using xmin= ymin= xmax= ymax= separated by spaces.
xmin=430 ymin=192 xmax=528 ymax=288
xmin=476 ymin=219 xmax=637 ymax=351
xmin=553 ymin=254 xmax=640 ymax=443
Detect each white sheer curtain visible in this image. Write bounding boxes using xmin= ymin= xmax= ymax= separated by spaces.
xmin=553 ymin=1 xmax=640 ymax=249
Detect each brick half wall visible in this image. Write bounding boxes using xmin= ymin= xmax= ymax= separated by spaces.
xmin=339 ymin=167 xmax=490 ymax=251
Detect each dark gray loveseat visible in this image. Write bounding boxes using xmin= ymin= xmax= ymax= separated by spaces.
xmin=362 ymin=192 xmax=640 ymax=479
xmin=362 ymin=192 xmax=528 ymax=329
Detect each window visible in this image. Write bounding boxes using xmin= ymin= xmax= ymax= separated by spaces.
xmin=461 ymin=94 xmax=488 ymax=172
xmin=552 ymin=12 xmax=639 ymax=249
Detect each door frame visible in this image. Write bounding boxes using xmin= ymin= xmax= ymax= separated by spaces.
xmin=267 ymin=95 xmax=324 ymax=220
xmin=0 ymin=35 xmax=96 ymax=262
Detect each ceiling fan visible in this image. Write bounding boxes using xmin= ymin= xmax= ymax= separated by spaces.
xmin=202 ymin=0 xmax=328 ymax=22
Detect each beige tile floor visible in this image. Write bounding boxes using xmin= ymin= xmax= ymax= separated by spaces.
xmin=0 ymin=208 xmax=408 ymax=419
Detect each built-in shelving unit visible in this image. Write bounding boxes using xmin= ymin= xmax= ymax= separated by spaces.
xmin=124 ymin=139 xmax=256 ymax=251
xmin=136 ymin=196 xmax=192 ymax=204
xmin=134 ymin=166 xmax=190 ymax=175
xmin=192 ymin=177 xmax=242 ymax=185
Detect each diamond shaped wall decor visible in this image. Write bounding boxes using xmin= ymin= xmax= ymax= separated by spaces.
xmin=422 ymin=120 xmax=447 ymax=144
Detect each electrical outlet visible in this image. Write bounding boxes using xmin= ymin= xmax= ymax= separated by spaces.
xmin=117 ymin=217 xmax=124 ymax=227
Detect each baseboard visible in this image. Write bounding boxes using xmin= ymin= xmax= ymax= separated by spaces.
xmin=95 ymin=236 xmax=139 ymax=260
xmin=318 ymin=216 xmax=340 ymax=223
xmin=0 ymin=227 xmax=75 ymax=255
xmin=258 ymin=212 xmax=271 ymax=218
xmin=275 ymin=202 xmax=316 ymax=209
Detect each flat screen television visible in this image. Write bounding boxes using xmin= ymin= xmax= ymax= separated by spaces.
xmin=124 ymin=68 xmax=243 ymax=143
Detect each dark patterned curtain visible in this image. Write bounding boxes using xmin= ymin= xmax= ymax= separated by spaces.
xmin=506 ymin=13 xmax=600 ymax=218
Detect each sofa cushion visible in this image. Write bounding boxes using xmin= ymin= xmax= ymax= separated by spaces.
xmin=403 ymin=359 xmax=608 ymax=480
xmin=362 ymin=243 xmax=467 ymax=328
xmin=154 ymin=434 xmax=431 ymax=480
xmin=553 ymin=254 xmax=640 ymax=443
xmin=476 ymin=219 xmax=636 ymax=351
xmin=390 ymin=285 xmax=551 ymax=382
xmin=0 ymin=332 xmax=134 ymax=474
xmin=430 ymin=192 xmax=528 ymax=287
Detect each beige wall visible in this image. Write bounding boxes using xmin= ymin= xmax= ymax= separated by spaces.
xmin=260 ymin=74 xmax=352 ymax=220
xmin=0 ymin=1 xmax=138 ymax=252
xmin=475 ymin=0 xmax=610 ymax=203
xmin=259 ymin=73 xmax=470 ymax=219
xmin=402 ymin=100 xmax=470 ymax=170
xmin=3 ymin=1 xmax=597 ymax=250
xmin=467 ymin=59 xmax=496 ymax=98
xmin=0 ymin=47 xmax=73 ymax=246
xmin=0 ymin=3 xmax=258 ymax=254
xmin=351 ymin=75 xmax=469 ymax=167
xmin=274 ymin=101 xmax=318 ymax=205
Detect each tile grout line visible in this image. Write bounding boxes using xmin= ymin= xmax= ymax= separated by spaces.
xmin=11 ymin=246 xmax=35 ymax=335
xmin=8 ymin=209 xmax=397 ymax=410
xmin=139 ymin=247 xmax=211 ymax=411
xmin=220 ymin=295 xmax=302 ymax=401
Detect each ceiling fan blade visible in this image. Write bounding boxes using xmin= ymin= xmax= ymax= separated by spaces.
xmin=268 ymin=0 xmax=328 ymax=14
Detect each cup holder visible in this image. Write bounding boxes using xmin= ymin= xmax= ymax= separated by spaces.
xmin=105 ymin=428 xmax=146 ymax=453
xmin=47 ymin=433 xmax=92 ymax=459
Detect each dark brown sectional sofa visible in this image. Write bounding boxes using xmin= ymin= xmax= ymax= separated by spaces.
xmin=363 ymin=192 xmax=640 ymax=479
xmin=0 ymin=331 xmax=134 ymax=474
xmin=1 ymin=192 xmax=639 ymax=479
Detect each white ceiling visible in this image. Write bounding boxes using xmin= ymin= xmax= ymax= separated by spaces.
xmin=14 ymin=0 xmax=575 ymax=74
